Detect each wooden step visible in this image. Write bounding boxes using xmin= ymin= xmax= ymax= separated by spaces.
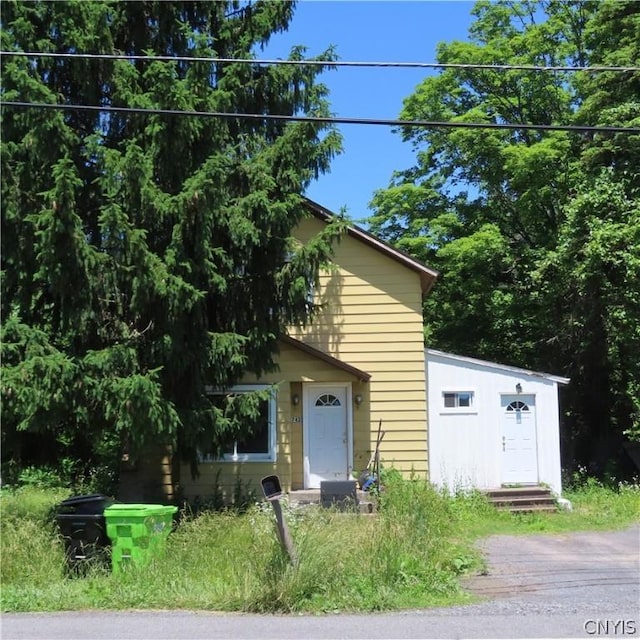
xmin=483 ymin=486 xmax=558 ymax=513
xmin=485 ymin=486 xmax=552 ymax=499
xmin=489 ymin=495 xmax=556 ymax=506
xmin=506 ymin=503 xmax=559 ymax=513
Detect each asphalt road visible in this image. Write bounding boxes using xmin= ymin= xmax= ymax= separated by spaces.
xmin=3 ymin=524 xmax=638 ymax=640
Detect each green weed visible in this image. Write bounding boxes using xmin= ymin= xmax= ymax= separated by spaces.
xmin=1 ymin=485 xmax=70 ymax=521
xmin=1 ymin=479 xmax=637 ymax=614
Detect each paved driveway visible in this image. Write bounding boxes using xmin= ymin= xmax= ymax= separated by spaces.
xmin=464 ymin=524 xmax=639 ymax=602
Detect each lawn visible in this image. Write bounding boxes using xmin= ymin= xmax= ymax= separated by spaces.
xmin=1 ymin=477 xmax=638 ymax=613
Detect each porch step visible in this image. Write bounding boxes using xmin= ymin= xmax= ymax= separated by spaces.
xmin=287 ymin=489 xmax=377 ymax=514
xmin=484 ymin=486 xmax=557 ymax=513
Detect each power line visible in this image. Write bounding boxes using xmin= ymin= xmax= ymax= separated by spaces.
xmin=2 ymin=50 xmax=638 ymax=73
xmin=2 ymin=100 xmax=638 ymax=134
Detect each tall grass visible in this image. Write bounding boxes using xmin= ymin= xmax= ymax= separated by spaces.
xmin=562 ymin=477 xmax=640 ymax=529
xmin=1 ymin=477 xmax=638 ymax=613
xmin=95 ymin=479 xmax=480 ymax=613
xmin=443 ymin=476 xmax=640 ymax=538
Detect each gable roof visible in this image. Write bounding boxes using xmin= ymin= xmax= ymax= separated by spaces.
xmin=281 ymin=335 xmax=371 ymax=382
xmin=426 ymin=348 xmax=570 ymax=385
xmin=303 ymin=198 xmax=439 ymax=295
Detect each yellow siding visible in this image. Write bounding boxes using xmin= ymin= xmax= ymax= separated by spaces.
xmin=291 ymin=216 xmax=429 ymax=477
xmin=356 ymin=353 xmax=426 ymax=365
xmin=179 ymin=213 xmax=430 ymax=502
xmin=119 ymin=443 xmax=174 ymax=503
xmin=179 ymin=340 xmax=368 ymax=501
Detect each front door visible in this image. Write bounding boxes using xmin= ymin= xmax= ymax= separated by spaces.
xmin=500 ymin=394 xmax=538 ymax=485
xmin=303 ymin=384 xmax=350 ymax=489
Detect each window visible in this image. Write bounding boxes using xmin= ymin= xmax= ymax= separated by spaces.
xmin=315 ymin=393 xmax=341 ymax=407
xmin=442 ymin=391 xmax=474 ymax=410
xmin=203 ymin=385 xmax=276 ymax=462
xmin=506 ymin=400 xmax=529 ymax=412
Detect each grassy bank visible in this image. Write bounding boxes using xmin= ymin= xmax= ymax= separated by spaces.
xmin=1 ymin=478 xmax=638 ymax=613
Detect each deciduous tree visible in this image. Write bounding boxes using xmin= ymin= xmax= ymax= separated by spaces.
xmin=369 ymin=0 xmax=639 ymax=475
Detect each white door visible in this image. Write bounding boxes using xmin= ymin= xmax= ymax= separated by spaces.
xmin=303 ymin=385 xmax=350 ymax=489
xmin=500 ymin=394 xmax=538 ymax=485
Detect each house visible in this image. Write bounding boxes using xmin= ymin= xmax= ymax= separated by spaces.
xmin=119 ymin=201 xmax=569 ymax=501
xmin=168 ymin=199 xmax=438 ymax=502
xmin=426 ymin=349 xmax=570 ymax=497
xmin=120 ymin=198 xmax=570 ymax=506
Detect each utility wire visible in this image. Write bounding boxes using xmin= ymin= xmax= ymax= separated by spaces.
xmin=2 ymin=100 xmax=638 ymax=134
xmin=1 ymin=50 xmax=638 ymax=73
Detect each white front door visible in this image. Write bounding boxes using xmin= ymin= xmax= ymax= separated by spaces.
xmin=501 ymin=394 xmax=538 ymax=485
xmin=303 ymin=384 xmax=351 ymax=489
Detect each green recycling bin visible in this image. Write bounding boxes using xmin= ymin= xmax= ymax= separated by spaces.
xmin=104 ymin=503 xmax=177 ymax=573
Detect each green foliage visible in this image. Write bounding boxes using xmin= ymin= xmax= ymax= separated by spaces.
xmin=369 ymin=0 xmax=640 ymax=474
xmin=563 ymin=480 xmax=640 ymax=528
xmin=2 ymin=479 xmax=638 ymax=613
xmin=537 ymin=172 xmax=640 ymax=454
xmin=0 ymin=485 xmax=70 ymax=521
xmin=0 ymin=516 xmax=68 ymax=592
xmin=1 ymin=1 xmax=343 ymax=481
xmin=15 ymin=466 xmax=65 ymax=490
xmin=0 ymin=481 xmax=478 ymax=613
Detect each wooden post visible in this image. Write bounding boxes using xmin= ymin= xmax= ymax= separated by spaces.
xmin=260 ymin=475 xmax=298 ymax=566
xmin=270 ymin=498 xmax=298 ymax=566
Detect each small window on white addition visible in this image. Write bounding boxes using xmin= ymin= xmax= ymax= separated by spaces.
xmin=443 ymin=391 xmax=474 ymax=409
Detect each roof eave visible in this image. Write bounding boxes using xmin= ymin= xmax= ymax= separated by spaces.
xmin=281 ymin=335 xmax=371 ymax=382
xmin=426 ymin=348 xmax=570 ymax=385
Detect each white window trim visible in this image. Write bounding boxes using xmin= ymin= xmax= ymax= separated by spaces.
xmin=202 ymin=384 xmax=277 ymax=463
xmin=439 ymin=389 xmax=477 ymax=415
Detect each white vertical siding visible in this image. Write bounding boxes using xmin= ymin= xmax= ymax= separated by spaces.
xmin=426 ymin=351 xmax=564 ymax=496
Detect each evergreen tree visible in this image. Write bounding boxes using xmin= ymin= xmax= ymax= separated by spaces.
xmin=1 ymin=0 xmax=344 ymax=484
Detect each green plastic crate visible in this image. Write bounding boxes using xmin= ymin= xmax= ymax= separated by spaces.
xmin=104 ymin=504 xmax=177 ymax=573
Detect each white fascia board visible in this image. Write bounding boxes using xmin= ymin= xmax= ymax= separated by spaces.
xmin=425 ymin=348 xmax=570 ymax=385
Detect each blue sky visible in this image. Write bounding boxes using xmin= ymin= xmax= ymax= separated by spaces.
xmin=265 ymin=1 xmax=477 ymax=222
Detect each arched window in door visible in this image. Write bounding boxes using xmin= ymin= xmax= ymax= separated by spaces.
xmin=315 ymin=393 xmax=341 ymax=407
xmin=506 ymin=400 xmax=530 ymax=412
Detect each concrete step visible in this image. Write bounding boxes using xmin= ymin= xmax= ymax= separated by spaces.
xmin=287 ymin=489 xmax=377 ymax=514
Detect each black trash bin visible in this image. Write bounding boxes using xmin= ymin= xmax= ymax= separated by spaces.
xmin=55 ymin=494 xmax=115 ymax=572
